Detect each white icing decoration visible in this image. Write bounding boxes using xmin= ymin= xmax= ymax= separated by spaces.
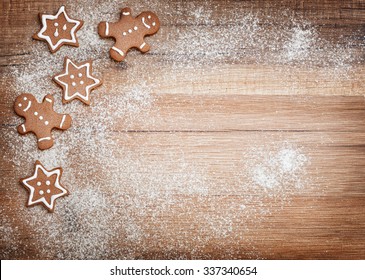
xmin=152 ymin=22 xmax=156 ymax=26
xmin=60 ymin=115 xmax=66 ymax=128
xmin=142 ymin=17 xmax=151 ymax=29
xmin=63 ymin=24 xmax=67 ymax=31
xmin=23 ymin=97 xmax=27 ymax=100
xmin=134 ymin=26 xmax=138 ymax=30
xmin=54 ymin=28 xmax=59 ymax=37
xmin=70 ymin=75 xmax=74 ymax=79
xmin=148 ymin=15 xmax=151 ymax=19
xmin=112 ymin=46 xmax=124 ymax=57
xmin=123 ymin=32 xmax=127 ymax=36
xmin=54 ymin=23 xmax=59 ymax=26
xmin=140 ymin=42 xmax=146 ymax=49
xmin=18 ymin=103 xmax=22 ymax=107
xmin=34 ymin=112 xmax=38 ymax=116
xmin=23 ymin=101 xmax=31 ymax=112
xmin=105 ymin=22 xmax=109 ymax=36
xmin=54 ymin=58 xmax=100 ymax=103
xmin=39 ymin=190 xmax=44 ymax=195
xmin=37 ymin=182 xmax=41 ymax=186
xmin=72 ymin=82 xmax=76 ymax=86
xmin=78 ymin=73 xmax=82 ymax=77
xmin=47 ymin=189 xmax=51 ymax=193
xmin=39 ymin=116 xmax=43 ymax=120
xmin=46 ymin=180 xmax=50 ymax=185
xmin=80 ymin=81 xmax=84 ymax=85
xmin=21 ymin=124 xmax=26 ymax=132
xmin=45 ymin=98 xmax=52 ymax=103
xmin=123 ymin=12 xmax=130 ymax=15
xmin=45 ymin=121 xmax=49 ymax=125
xmin=128 ymin=29 xmax=132 ymax=33
xmin=22 ymin=163 xmax=68 ymax=211
xmin=37 ymin=6 xmax=82 ymax=51
xmin=38 ymin=137 xmax=51 ymax=142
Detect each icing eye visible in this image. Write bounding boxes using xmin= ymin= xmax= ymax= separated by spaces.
xmin=18 ymin=103 xmax=22 ymax=107
xmin=23 ymin=97 xmax=27 ymax=101
xmin=78 ymin=73 xmax=82 ymax=77
xmin=37 ymin=182 xmax=41 ymax=186
xmin=54 ymin=22 xmax=59 ymax=27
xmin=70 ymin=75 xmax=75 ymax=79
xmin=148 ymin=15 xmax=151 ymax=19
xmin=39 ymin=190 xmax=44 ymax=195
xmin=34 ymin=112 xmax=38 ymax=116
xmin=152 ymin=22 xmax=156 ymax=26
xmin=46 ymin=180 xmax=50 ymax=186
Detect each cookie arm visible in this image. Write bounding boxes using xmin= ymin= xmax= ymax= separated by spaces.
xmin=42 ymin=94 xmax=55 ymax=109
xmin=137 ymin=40 xmax=151 ymax=53
xmin=54 ymin=114 xmax=72 ymax=130
xmin=17 ymin=122 xmax=30 ymax=135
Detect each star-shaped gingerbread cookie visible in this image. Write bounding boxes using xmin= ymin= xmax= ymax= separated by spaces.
xmin=53 ymin=57 xmax=102 ymax=105
xmin=20 ymin=161 xmax=69 ymax=212
xmin=14 ymin=93 xmax=72 ymax=150
xmin=33 ymin=6 xmax=83 ymax=53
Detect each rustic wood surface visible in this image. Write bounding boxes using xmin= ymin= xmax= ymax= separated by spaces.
xmin=0 ymin=0 xmax=365 ymax=259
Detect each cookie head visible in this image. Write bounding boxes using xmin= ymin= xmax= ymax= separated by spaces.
xmin=140 ymin=12 xmax=160 ymax=34
xmin=14 ymin=94 xmax=36 ymax=116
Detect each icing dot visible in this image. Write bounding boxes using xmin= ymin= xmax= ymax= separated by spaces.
xmin=45 ymin=121 xmax=49 ymax=125
xmin=54 ymin=22 xmax=59 ymax=27
xmin=123 ymin=32 xmax=127 ymax=36
xmin=78 ymin=73 xmax=82 ymax=77
xmin=72 ymin=82 xmax=76 ymax=86
xmin=80 ymin=81 xmax=84 ymax=85
xmin=46 ymin=180 xmax=50 ymax=186
xmin=18 ymin=104 xmax=22 ymax=107
xmin=128 ymin=29 xmax=132 ymax=33
xmin=47 ymin=189 xmax=51 ymax=194
xmin=152 ymin=22 xmax=156 ymax=26
xmin=62 ymin=24 xmax=67 ymax=31
xmin=23 ymin=97 xmax=27 ymax=100
xmin=34 ymin=112 xmax=38 ymax=116
xmin=134 ymin=26 xmax=138 ymax=30
xmin=39 ymin=116 xmax=43 ymax=120
xmin=39 ymin=190 xmax=44 ymax=195
xmin=148 ymin=15 xmax=151 ymax=19
xmin=37 ymin=182 xmax=41 ymax=186
xmin=70 ymin=75 xmax=75 ymax=79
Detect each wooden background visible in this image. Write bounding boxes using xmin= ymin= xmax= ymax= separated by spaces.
xmin=1 ymin=0 xmax=365 ymax=259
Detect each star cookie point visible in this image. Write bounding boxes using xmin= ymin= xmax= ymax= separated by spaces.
xmin=53 ymin=57 xmax=102 ymax=105
xmin=33 ymin=6 xmax=83 ymax=53
xmin=20 ymin=161 xmax=69 ymax=212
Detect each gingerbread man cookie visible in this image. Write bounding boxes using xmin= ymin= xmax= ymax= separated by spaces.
xmin=98 ymin=7 xmax=160 ymax=62
xmin=20 ymin=161 xmax=69 ymax=212
xmin=14 ymin=93 xmax=72 ymax=150
xmin=53 ymin=57 xmax=102 ymax=105
xmin=33 ymin=6 xmax=83 ymax=53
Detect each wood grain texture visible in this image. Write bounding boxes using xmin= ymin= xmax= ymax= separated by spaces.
xmin=0 ymin=0 xmax=365 ymax=259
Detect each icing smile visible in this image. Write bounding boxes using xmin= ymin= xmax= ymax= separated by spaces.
xmin=142 ymin=17 xmax=151 ymax=29
xmin=23 ymin=101 xmax=32 ymax=112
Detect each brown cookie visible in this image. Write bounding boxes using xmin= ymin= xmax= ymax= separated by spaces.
xmin=14 ymin=93 xmax=72 ymax=150
xmin=98 ymin=7 xmax=160 ymax=62
xmin=20 ymin=161 xmax=69 ymax=212
xmin=53 ymin=57 xmax=102 ymax=105
xmin=33 ymin=6 xmax=83 ymax=53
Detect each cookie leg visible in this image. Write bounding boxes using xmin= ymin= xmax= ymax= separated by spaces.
xmin=17 ymin=123 xmax=28 ymax=135
xmin=38 ymin=136 xmax=54 ymax=150
xmin=110 ymin=46 xmax=127 ymax=62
